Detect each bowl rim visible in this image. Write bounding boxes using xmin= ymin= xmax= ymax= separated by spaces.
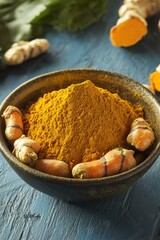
xmin=1 ymin=68 xmax=160 ymax=185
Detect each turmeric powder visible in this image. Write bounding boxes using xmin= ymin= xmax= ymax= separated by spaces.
xmin=23 ymin=80 xmax=143 ymax=170
xmin=110 ymin=0 xmax=160 ymax=47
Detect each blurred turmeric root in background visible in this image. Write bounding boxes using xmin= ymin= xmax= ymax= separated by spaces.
xmin=110 ymin=0 xmax=160 ymax=47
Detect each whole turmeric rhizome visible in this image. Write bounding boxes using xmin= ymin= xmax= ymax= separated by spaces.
xmin=110 ymin=0 xmax=160 ymax=47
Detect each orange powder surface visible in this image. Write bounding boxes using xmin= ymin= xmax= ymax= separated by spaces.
xmin=23 ymin=80 xmax=143 ymax=170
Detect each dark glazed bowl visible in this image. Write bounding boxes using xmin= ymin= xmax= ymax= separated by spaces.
xmin=0 ymin=69 xmax=160 ymax=203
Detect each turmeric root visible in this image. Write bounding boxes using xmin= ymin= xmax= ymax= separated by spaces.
xmin=149 ymin=64 xmax=160 ymax=91
xmin=110 ymin=0 xmax=160 ymax=47
xmin=13 ymin=135 xmax=40 ymax=165
xmin=2 ymin=105 xmax=23 ymax=143
xmin=34 ymin=159 xmax=70 ymax=177
xmin=4 ymin=39 xmax=49 ymax=65
xmin=127 ymin=118 xmax=155 ymax=151
xmin=72 ymin=159 xmax=105 ymax=179
xmin=72 ymin=148 xmax=136 ymax=179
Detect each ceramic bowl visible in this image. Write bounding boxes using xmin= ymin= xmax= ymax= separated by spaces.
xmin=0 ymin=69 xmax=160 ymax=203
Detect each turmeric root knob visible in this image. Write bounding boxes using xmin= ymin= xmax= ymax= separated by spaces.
xmin=127 ymin=118 xmax=155 ymax=151
xmin=103 ymin=148 xmax=136 ymax=176
xmin=13 ymin=135 xmax=40 ymax=165
xmin=34 ymin=159 xmax=70 ymax=177
xmin=72 ymin=159 xmax=105 ymax=179
xmin=72 ymin=148 xmax=136 ymax=179
xmin=4 ymin=39 xmax=49 ymax=65
xmin=2 ymin=105 xmax=23 ymax=143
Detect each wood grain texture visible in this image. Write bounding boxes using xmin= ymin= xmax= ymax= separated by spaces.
xmin=1 ymin=0 xmax=160 ymax=239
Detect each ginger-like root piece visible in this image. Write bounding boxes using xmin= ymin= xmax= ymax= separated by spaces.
xmin=4 ymin=39 xmax=49 ymax=65
xmin=149 ymin=64 xmax=160 ymax=92
xmin=34 ymin=159 xmax=70 ymax=177
xmin=110 ymin=0 xmax=160 ymax=47
xmin=127 ymin=118 xmax=155 ymax=151
xmin=13 ymin=135 xmax=40 ymax=165
xmin=72 ymin=148 xmax=136 ymax=179
xmin=2 ymin=105 xmax=23 ymax=143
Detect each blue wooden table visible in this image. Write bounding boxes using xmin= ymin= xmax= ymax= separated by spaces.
xmin=1 ymin=1 xmax=160 ymax=239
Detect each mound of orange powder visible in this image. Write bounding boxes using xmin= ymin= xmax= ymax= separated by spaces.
xmin=23 ymin=80 xmax=143 ymax=170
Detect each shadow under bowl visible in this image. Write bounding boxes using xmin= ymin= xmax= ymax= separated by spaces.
xmin=0 ymin=69 xmax=160 ymax=203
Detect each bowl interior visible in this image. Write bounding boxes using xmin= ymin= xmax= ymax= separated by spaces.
xmin=0 ymin=69 xmax=160 ymax=184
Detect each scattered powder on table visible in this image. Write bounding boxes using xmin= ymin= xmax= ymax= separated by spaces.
xmin=23 ymin=80 xmax=143 ymax=170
